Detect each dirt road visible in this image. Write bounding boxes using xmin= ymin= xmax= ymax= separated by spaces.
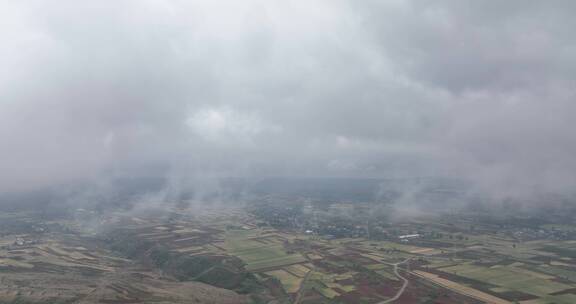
xmin=378 ymin=258 xmax=411 ymax=304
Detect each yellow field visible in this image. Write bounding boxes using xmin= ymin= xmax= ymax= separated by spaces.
xmin=265 ymin=269 xmax=303 ymax=293
xmin=409 ymin=247 xmax=441 ymax=255
xmin=284 ymin=264 xmax=311 ymax=277
xmin=413 ymin=270 xmax=511 ymax=304
xmin=317 ymin=287 xmax=340 ymax=299
xmin=365 ymin=263 xmax=388 ymax=270
xmin=0 ymin=258 xmax=34 ymax=268
xmin=41 ymin=245 xmax=96 ymax=261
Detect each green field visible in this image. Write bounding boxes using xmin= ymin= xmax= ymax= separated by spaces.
xmin=225 ymin=229 xmax=306 ymax=271
xmin=537 ymin=264 xmax=576 ymax=282
xmin=440 ymin=263 xmax=573 ymax=297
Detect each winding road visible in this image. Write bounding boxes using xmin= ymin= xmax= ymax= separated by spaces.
xmin=293 ymin=255 xmax=411 ymax=304
xmin=378 ymin=258 xmax=411 ymax=304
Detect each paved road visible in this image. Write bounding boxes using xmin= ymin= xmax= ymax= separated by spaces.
xmin=378 ymin=258 xmax=411 ymax=304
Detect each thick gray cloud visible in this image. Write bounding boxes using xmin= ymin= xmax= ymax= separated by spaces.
xmin=1 ymin=0 xmax=575 ymax=200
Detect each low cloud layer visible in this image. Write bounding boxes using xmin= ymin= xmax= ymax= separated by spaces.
xmin=1 ymin=0 xmax=576 ymax=200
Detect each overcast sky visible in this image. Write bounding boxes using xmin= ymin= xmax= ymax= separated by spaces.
xmin=1 ymin=0 xmax=576 ymax=199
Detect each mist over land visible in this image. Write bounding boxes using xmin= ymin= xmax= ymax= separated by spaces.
xmin=2 ymin=0 xmax=576 ymax=210
xmin=4 ymin=2 xmax=576 ymax=304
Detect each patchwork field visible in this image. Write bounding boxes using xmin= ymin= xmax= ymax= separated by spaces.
xmin=5 ymin=206 xmax=576 ymax=304
xmin=224 ymin=229 xmax=307 ymax=271
xmin=411 ymin=234 xmax=576 ymax=303
xmin=0 ymin=229 xmax=245 ymax=303
xmin=413 ymin=270 xmax=512 ymax=304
